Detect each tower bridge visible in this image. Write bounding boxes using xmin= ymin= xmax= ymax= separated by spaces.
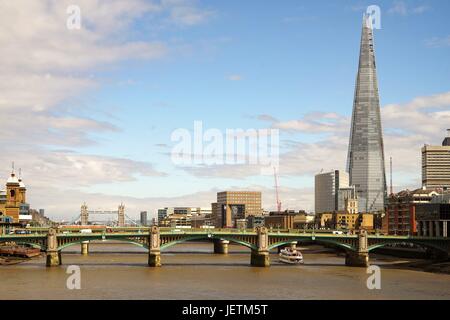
xmin=76 ymin=203 xmax=127 ymax=226
xmin=1 ymin=227 xmax=449 ymax=268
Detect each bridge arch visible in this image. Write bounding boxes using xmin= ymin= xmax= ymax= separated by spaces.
xmin=268 ymin=238 xmax=357 ymax=252
xmin=57 ymin=238 xmax=147 ymax=251
xmin=160 ymin=234 xmax=257 ymax=251
xmin=368 ymin=241 xmax=449 ymax=255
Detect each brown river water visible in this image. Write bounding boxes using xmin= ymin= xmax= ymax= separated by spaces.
xmin=1 ymin=241 xmax=449 ymax=300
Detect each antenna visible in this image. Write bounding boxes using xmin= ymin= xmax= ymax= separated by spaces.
xmin=390 ymin=157 xmax=393 ymax=195
xmin=273 ymin=167 xmax=282 ymax=214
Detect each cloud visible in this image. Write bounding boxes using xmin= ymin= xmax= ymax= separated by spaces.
xmin=179 ymin=91 xmax=450 ymax=193
xmin=1 ymin=148 xmax=165 ymax=189
xmin=425 ymin=35 xmax=450 ymax=48
xmin=0 ymin=0 xmax=213 ymax=219
xmin=268 ymin=112 xmax=349 ymax=134
xmin=227 ymin=74 xmax=243 ymax=81
xmin=388 ymin=1 xmax=430 ymax=16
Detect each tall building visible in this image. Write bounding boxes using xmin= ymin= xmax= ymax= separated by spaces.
xmin=347 ymin=16 xmax=387 ymax=213
xmin=422 ymin=130 xmax=450 ymax=190
xmin=315 ymin=170 xmax=349 ymax=214
xmin=140 ymin=211 xmax=148 ymax=226
xmin=212 ymin=191 xmax=262 ymax=228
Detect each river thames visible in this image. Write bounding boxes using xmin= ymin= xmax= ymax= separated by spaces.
xmin=1 ymin=241 xmax=449 ymax=300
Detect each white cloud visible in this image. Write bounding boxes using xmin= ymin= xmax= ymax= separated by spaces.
xmin=425 ymin=35 xmax=450 ymax=48
xmin=388 ymin=1 xmax=430 ymax=16
xmin=0 ymin=0 xmax=214 ymax=219
xmin=227 ymin=74 xmax=243 ymax=81
xmin=180 ymin=92 xmax=450 ymax=195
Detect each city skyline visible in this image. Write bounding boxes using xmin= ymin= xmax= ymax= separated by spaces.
xmin=1 ymin=0 xmax=450 ymax=220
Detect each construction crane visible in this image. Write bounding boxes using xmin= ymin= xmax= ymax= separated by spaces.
xmin=273 ymin=167 xmax=282 ymax=214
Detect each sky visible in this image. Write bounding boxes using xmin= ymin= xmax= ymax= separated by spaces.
xmin=1 ymin=0 xmax=450 ymax=221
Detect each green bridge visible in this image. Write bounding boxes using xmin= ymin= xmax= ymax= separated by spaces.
xmin=1 ymin=227 xmax=449 ymax=267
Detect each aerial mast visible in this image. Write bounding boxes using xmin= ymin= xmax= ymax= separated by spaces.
xmin=273 ymin=167 xmax=282 ymax=214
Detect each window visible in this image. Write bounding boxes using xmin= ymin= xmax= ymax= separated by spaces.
xmin=10 ymin=190 xmax=15 ymax=198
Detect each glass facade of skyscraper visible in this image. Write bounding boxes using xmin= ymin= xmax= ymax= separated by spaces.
xmin=347 ymin=17 xmax=387 ymax=213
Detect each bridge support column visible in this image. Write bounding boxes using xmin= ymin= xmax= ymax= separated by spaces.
xmin=251 ymin=227 xmax=270 ymax=267
xmin=148 ymin=226 xmax=161 ymax=267
xmin=81 ymin=241 xmax=89 ymax=255
xmin=46 ymin=228 xmax=61 ymax=267
xmin=251 ymin=250 xmax=270 ymax=267
xmin=345 ymin=251 xmax=369 ymax=267
xmin=345 ymin=229 xmax=369 ymax=267
xmin=214 ymin=239 xmax=229 ymax=254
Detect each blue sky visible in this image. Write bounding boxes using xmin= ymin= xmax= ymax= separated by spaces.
xmin=1 ymin=0 xmax=449 ymax=219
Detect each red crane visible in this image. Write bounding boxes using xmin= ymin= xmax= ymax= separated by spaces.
xmin=273 ymin=167 xmax=282 ymax=214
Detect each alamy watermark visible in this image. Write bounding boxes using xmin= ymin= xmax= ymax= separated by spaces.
xmin=66 ymin=5 xmax=81 ymax=30
xmin=366 ymin=265 xmax=381 ymax=290
xmin=170 ymin=121 xmax=279 ymax=175
xmin=66 ymin=265 xmax=81 ymax=290
xmin=366 ymin=5 xmax=381 ymax=30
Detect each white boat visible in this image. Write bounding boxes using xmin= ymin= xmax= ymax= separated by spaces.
xmin=279 ymin=248 xmax=304 ymax=264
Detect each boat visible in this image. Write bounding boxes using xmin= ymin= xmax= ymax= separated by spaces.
xmin=0 ymin=245 xmax=41 ymax=258
xmin=279 ymin=248 xmax=304 ymax=264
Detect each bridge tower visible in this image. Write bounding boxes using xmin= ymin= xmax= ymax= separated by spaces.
xmin=80 ymin=203 xmax=88 ymax=225
xmin=118 ymin=203 xmax=125 ymax=227
xmin=345 ymin=229 xmax=369 ymax=267
xmin=251 ymin=226 xmax=270 ymax=267
xmin=148 ymin=226 xmax=161 ymax=267
xmin=46 ymin=228 xmax=61 ymax=267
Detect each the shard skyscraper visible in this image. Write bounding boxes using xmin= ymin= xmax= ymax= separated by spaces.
xmin=347 ymin=16 xmax=387 ymax=213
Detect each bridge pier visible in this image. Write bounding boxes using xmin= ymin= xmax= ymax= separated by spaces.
xmin=213 ymin=239 xmax=229 ymax=254
xmin=345 ymin=251 xmax=369 ymax=267
xmin=81 ymin=241 xmax=89 ymax=255
xmin=148 ymin=251 xmax=161 ymax=267
xmin=251 ymin=250 xmax=270 ymax=267
xmin=46 ymin=251 xmax=61 ymax=266
xmin=345 ymin=229 xmax=369 ymax=267
xmin=148 ymin=226 xmax=161 ymax=267
xmin=46 ymin=228 xmax=61 ymax=267
xmin=250 ymin=227 xmax=270 ymax=267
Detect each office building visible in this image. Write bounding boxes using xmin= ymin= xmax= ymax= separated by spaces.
xmin=347 ymin=16 xmax=387 ymax=213
xmin=315 ymin=170 xmax=349 ymax=214
xmin=157 ymin=207 xmax=212 ymax=228
xmin=140 ymin=211 xmax=148 ymax=226
xmin=212 ymin=191 xmax=262 ymax=228
xmin=422 ymin=130 xmax=450 ymax=190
